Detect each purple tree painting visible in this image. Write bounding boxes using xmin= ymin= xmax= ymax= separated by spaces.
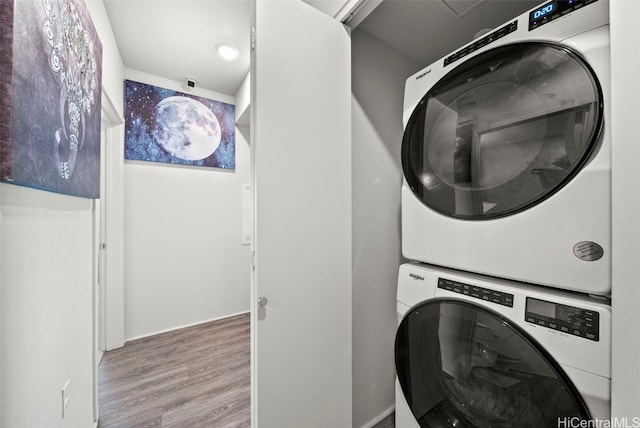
xmin=0 ymin=0 xmax=103 ymax=198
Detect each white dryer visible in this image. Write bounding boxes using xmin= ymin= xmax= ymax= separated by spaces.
xmin=395 ymin=262 xmax=611 ymax=428
xmin=401 ymin=0 xmax=611 ymax=295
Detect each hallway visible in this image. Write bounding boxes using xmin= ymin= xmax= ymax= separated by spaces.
xmin=98 ymin=313 xmax=250 ymax=427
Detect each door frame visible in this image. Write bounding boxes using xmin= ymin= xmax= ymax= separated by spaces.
xmin=94 ymin=87 xmax=124 ymax=425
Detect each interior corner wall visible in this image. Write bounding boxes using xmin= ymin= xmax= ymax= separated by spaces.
xmin=86 ymin=0 xmax=125 ymax=115
xmin=87 ymin=0 xmax=127 ymax=351
xmin=123 ymin=69 xmax=250 ymax=340
xmin=351 ymin=29 xmax=419 ymax=427
xmin=1 ymin=1 xmax=124 ymax=427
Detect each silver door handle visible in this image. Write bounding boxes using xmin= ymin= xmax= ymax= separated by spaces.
xmin=257 ymin=296 xmax=268 ymax=307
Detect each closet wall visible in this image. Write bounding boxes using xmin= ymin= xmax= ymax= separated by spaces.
xmin=351 ymin=28 xmax=419 ymax=427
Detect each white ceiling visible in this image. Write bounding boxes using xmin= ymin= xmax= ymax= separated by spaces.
xmin=103 ymin=0 xmax=251 ymax=96
xmin=102 ymin=0 xmax=541 ymax=96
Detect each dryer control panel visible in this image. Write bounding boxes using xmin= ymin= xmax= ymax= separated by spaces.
xmin=443 ymin=20 xmax=517 ymax=67
xmin=529 ymin=0 xmax=600 ymax=31
xmin=525 ymin=297 xmax=600 ymax=341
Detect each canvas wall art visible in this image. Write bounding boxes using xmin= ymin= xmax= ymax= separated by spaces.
xmin=0 ymin=0 xmax=103 ymax=198
xmin=125 ymin=80 xmax=236 ymax=169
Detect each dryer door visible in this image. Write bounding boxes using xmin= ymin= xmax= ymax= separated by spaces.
xmin=402 ymin=42 xmax=603 ymax=220
xmin=395 ymin=299 xmax=590 ymax=427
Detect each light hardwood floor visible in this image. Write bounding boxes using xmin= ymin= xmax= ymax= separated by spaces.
xmin=98 ymin=313 xmax=250 ymax=428
xmin=98 ymin=312 xmax=395 ymax=428
xmin=374 ymin=413 xmax=395 ymax=428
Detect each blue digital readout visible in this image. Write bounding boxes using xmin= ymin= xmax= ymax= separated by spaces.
xmin=529 ymin=0 xmax=597 ymax=31
xmin=533 ymin=2 xmax=555 ymax=19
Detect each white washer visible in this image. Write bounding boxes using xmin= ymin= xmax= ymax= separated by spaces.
xmin=401 ymin=0 xmax=611 ymax=295
xmin=395 ymin=262 xmax=611 ymax=428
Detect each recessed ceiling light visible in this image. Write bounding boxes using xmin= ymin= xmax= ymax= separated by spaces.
xmin=216 ymin=43 xmax=240 ymax=61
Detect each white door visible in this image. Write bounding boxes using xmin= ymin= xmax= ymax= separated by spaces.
xmin=251 ymin=0 xmax=352 ymax=426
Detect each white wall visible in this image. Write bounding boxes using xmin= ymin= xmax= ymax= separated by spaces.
xmin=0 ymin=1 xmax=124 ymax=427
xmin=351 ymin=29 xmax=419 ymax=427
xmin=610 ymin=0 xmax=640 ymax=418
xmin=123 ymin=69 xmax=251 ymax=340
xmin=236 ymin=71 xmax=251 ymax=126
xmin=1 ymin=187 xmax=95 ymax=428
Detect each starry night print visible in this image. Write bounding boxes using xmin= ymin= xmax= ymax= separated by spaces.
xmin=124 ymin=79 xmax=235 ymax=169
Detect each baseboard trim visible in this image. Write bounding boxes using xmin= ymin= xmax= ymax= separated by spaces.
xmin=360 ymin=405 xmax=395 ymax=428
xmin=124 ymin=311 xmax=250 ymax=344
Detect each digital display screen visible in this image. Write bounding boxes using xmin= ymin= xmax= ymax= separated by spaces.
xmin=529 ymin=0 xmax=597 ymax=30
xmin=532 ymin=1 xmax=555 ymax=20
xmin=525 ymin=297 xmax=599 ymax=341
xmin=527 ymin=298 xmax=556 ymax=318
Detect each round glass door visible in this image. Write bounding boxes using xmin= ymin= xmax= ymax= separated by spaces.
xmin=395 ymin=299 xmax=591 ymax=427
xmin=402 ymin=43 xmax=603 ymax=219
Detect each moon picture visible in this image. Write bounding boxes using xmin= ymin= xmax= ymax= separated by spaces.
xmin=153 ymin=96 xmax=221 ymax=161
xmin=124 ymin=80 xmax=235 ymax=169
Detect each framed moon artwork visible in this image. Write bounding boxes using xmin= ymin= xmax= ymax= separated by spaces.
xmin=124 ymin=80 xmax=236 ymax=170
xmin=0 ymin=0 xmax=103 ymax=199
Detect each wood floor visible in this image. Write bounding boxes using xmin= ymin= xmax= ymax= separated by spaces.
xmin=98 ymin=312 xmax=396 ymax=428
xmin=98 ymin=313 xmax=250 ymax=428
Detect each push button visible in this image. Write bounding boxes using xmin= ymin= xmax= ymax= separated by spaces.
xmin=437 ymin=277 xmax=514 ymax=308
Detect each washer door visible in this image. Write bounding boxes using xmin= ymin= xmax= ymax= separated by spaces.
xmin=395 ymin=300 xmax=590 ymax=427
xmin=402 ymin=43 xmax=603 ymax=220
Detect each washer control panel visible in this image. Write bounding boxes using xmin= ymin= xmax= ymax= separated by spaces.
xmin=437 ymin=278 xmax=514 ymax=308
xmin=526 ymin=297 xmax=599 ymax=341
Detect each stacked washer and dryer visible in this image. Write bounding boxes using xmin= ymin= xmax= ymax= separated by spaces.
xmin=395 ymin=0 xmax=612 ymax=426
